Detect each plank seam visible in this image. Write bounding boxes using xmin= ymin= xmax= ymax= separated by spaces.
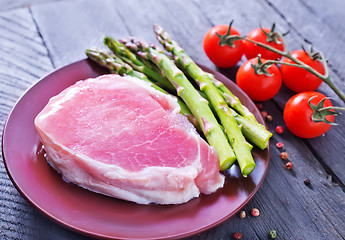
xmin=113 ymin=6 xmax=133 ymax=36
xmin=268 ymin=97 xmax=345 ymax=191
xmin=27 ymin=7 xmax=55 ymax=69
xmin=262 ymin=0 xmax=345 ymax=191
xmin=191 ymin=0 xmax=215 ymax=27
xmin=303 ymin=140 xmax=345 ymax=191
xmin=263 ymin=0 xmax=345 ymax=86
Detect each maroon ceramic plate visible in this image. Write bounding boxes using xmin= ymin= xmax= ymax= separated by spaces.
xmin=2 ymin=59 xmax=270 ymax=240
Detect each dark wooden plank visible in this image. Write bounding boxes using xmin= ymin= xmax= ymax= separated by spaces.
xmin=191 ymin=0 xmax=345 ymax=239
xmin=31 ymin=0 xmax=131 ymax=68
xmin=193 ymin=0 xmax=345 ymax=182
xmin=298 ymin=0 xmax=345 ymax=34
xmin=0 ymin=7 xmax=57 ymax=240
xmin=191 ymin=1 xmax=345 ymax=178
xmin=207 ymin=0 xmax=345 ymax=186
xmin=262 ymin=0 xmax=345 ymax=187
xmin=0 ymin=0 xmax=58 ymax=12
xmin=197 ymin=0 xmax=345 ymax=187
xmin=264 ymin=0 xmax=345 ymax=92
xmin=30 ymin=0 xmax=213 ymax=68
xmin=0 ymin=6 xmax=90 ymax=240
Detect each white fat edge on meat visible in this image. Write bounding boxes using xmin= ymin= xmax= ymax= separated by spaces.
xmin=41 ymin=128 xmax=202 ymax=183
xmin=39 ymin=128 xmax=209 ymax=204
xmin=41 ymin=132 xmax=202 ymax=204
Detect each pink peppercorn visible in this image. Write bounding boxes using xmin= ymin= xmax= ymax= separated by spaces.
xmin=285 ymin=162 xmax=293 ymax=170
xmin=275 ymin=142 xmax=284 ymax=149
xmin=275 ymin=125 xmax=284 ymax=134
xmin=261 ymin=111 xmax=268 ymax=119
xmin=232 ymin=232 xmax=242 ymax=239
xmin=250 ymin=208 xmax=260 ymax=217
xmin=280 ymin=152 xmax=288 ymax=160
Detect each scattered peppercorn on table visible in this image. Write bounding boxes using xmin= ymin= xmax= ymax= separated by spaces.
xmin=1 ymin=0 xmax=344 ymax=239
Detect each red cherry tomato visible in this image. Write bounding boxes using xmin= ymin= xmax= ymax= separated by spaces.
xmin=244 ymin=27 xmax=284 ymax=60
xmin=203 ymin=24 xmax=244 ymax=68
xmin=236 ymin=58 xmax=282 ymax=101
xmin=280 ymin=50 xmax=325 ymax=92
xmin=283 ymin=91 xmax=334 ymax=138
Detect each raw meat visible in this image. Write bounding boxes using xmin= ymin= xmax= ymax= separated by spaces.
xmin=34 ymin=74 xmax=225 ymax=204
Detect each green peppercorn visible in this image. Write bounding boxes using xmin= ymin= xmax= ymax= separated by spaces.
xmin=268 ymin=229 xmax=277 ymax=239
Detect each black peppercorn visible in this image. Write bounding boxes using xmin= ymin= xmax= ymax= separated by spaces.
xmin=304 ymin=178 xmax=311 ymax=186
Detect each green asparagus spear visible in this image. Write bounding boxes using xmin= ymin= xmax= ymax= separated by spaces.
xmin=85 ymin=48 xmax=198 ymax=128
xmin=86 ymin=48 xmax=148 ymax=80
xmin=104 ymin=37 xmax=175 ymax=92
xmin=124 ymin=37 xmax=236 ymax=169
xmin=154 ymin=24 xmax=255 ymax=176
xmin=230 ymin=109 xmax=272 ymax=150
xmin=199 ymin=85 xmax=271 ymax=150
xmin=212 ymin=76 xmax=273 ymax=149
xmin=212 ymin=77 xmax=257 ymax=122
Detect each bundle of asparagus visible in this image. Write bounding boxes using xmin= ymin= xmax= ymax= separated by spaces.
xmin=85 ymin=25 xmax=272 ymax=177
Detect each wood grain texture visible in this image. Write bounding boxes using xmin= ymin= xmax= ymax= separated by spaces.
xmin=0 ymin=0 xmax=63 ymax=12
xmin=0 ymin=7 xmax=56 ymax=240
xmin=192 ymin=0 xmax=345 ymax=185
xmin=0 ymin=0 xmax=344 ymax=239
xmin=190 ymin=2 xmax=345 ymax=239
xmin=0 ymin=6 xmax=89 ymax=240
xmin=263 ymin=0 xmax=345 ymax=187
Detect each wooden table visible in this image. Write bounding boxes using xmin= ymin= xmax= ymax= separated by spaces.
xmin=1 ymin=0 xmax=344 ymax=239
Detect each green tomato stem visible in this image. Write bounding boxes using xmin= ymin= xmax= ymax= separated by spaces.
xmin=318 ymin=106 xmax=345 ymax=112
xmin=227 ymin=34 xmax=345 ymax=104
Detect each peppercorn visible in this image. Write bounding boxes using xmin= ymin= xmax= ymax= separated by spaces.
xmin=250 ymin=208 xmax=260 ymax=217
xmin=275 ymin=125 xmax=284 ymax=134
xmin=232 ymin=232 xmax=242 ymax=239
xmin=304 ymin=178 xmax=311 ymax=186
xmin=268 ymin=230 xmax=277 ymax=239
xmin=266 ymin=115 xmax=273 ymax=121
xmin=285 ymin=162 xmax=293 ymax=170
xmin=261 ymin=110 xmax=268 ymax=119
xmin=280 ymin=152 xmax=288 ymax=160
xmin=239 ymin=210 xmax=246 ymax=219
xmin=275 ymin=142 xmax=284 ymax=149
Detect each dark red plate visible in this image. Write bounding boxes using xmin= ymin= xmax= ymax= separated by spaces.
xmin=2 ymin=59 xmax=270 ymax=240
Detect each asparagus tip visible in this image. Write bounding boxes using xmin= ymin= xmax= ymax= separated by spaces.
xmin=103 ymin=36 xmax=112 ymax=45
xmin=153 ymin=23 xmax=162 ymax=34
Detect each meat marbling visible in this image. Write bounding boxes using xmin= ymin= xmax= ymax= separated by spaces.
xmin=34 ymin=74 xmax=225 ymax=204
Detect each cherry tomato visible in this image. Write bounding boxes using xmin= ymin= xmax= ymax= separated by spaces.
xmin=244 ymin=27 xmax=284 ymax=60
xmin=283 ymin=91 xmax=334 ymax=138
xmin=203 ymin=24 xmax=244 ymax=68
xmin=236 ymin=58 xmax=282 ymax=101
xmin=280 ymin=50 xmax=325 ymax=92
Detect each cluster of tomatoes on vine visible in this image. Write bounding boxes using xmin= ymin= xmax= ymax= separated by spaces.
xmin=202 ymin=22 xmax=339 ymax=138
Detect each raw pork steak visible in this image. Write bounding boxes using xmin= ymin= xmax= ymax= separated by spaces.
xmin=35 ymin=74 xmax=224 ymax=204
